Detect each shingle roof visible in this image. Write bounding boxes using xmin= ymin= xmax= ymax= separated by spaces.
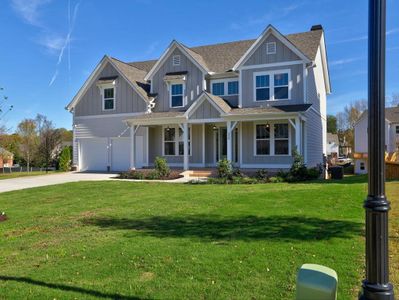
xmin=229 ymin=104 xmax=312 ymax=115
xmin=327 ymin=133 xmax=339 ymax=144
xmin=204 ymin=92 xmax=232 ymax=114
xmin=386 ymin=106 xmax=399 ymax=123
xmin=127 ymin=111 xmax=185 ymax=121
xmin=126 ymin=29 xmax=323 ymax=75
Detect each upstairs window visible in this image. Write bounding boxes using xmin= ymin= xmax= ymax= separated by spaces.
xmin=254 ymin=71 xmax=290 ymax=101
xmin=212 ymin=82 xmax=224 ymax=96
xmin=228 ymin=81 xmax=239 ymax=95
xmin=172 ymin=55 xmax=181 ymax=66
xmin=170 ymin=83 xmax=184 ymax=108
xmin=396 ymin=125 xmax=399 ymax=134
xmin=274 ymin=73 xmax=289 ymax=100
xmin=266 ymin=42 xmax=276 ymax=54
xmin=255 ymin=75 xmax=270 ymax=101
xmin=103 ymin=87 xmax=115 ymax=110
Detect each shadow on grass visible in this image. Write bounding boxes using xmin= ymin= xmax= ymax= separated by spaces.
xmin=0 ymin=276 xmax=149 ymax=300
xmin=82 ymin=215 xmax=362 ymax=242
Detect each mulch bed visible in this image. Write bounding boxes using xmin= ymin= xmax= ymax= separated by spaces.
xmin=118 ymin=169 xmax=183 ymax=180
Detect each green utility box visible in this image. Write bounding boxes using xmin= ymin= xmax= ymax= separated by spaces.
xmin=296 ymin=264 xmax=338 ymax=300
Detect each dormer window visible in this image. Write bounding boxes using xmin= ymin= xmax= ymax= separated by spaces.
xmin=103 ymin=87 xmax=115 ymax=110
xmin=170 ymin=83 xmax=184 ymax=108
xmin=266 ymin=42 xmax=276 ymax=54
xmin=172 ymin=55 xmax=181 ymax=66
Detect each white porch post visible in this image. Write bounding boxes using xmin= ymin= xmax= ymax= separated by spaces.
xmin=130 ymin=125 xmax=136 ymax=170
xmin=183 ymin=122 xmax=189 ymax=171
xmin=295 ymin=117 xmax=302 ymax=155
xmin=227 ymin=121 xmax=233 ymax=162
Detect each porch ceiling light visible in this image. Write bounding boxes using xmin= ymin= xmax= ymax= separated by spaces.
xmin=212 ymin=124 xmax=217 ymax=131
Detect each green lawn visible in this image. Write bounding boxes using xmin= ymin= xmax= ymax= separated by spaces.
xmin=0 ymin=171 xmax=59 ymax=180
xmin=0 ymin=176 xmax=397 ymax=299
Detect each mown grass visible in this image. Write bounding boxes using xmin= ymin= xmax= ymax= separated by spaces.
xmin=0 ymin=176 xmax=397 ymax=299
xmin=0 ymin=171 xmax=59 ymax=180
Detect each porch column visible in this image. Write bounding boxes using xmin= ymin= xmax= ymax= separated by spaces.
xmin=130 ymin=125 xmax=136 ymax=170
xmin=227 ymin=121 xmax=233 ymax=162
xmin=183 ymin=122 xmax=189 ymax=171
xmin=295 ymin=117 xmax=302 ymax=155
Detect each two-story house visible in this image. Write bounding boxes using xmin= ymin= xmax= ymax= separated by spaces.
xmin=354 ymin=106 xmax=399 ymax=174
xmin=66 ymin=24 xmax=330 ymax=172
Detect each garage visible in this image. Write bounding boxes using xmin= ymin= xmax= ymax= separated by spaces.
xmin=111 ymin=138 xmax=130 ymax=171
xmin=79 ymin=138 xmax=108 ymax=171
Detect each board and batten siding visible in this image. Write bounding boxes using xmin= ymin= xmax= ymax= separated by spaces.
xmin=240 ymin=121 xmax=294 ymax=166
xmin=243 ymin=34 xmax=301 ymax=66
xmin=152 ymin=48 xmax=204 ymax=112
xmin=190 ymin=99 xmax=221 ymax=119
xmin=74 ymin=63 xmax=147 ymax=117
xmin=304 ymin=109 xmax=323 ymax=167
xmin=241 ymin=64 xmax=304 ymax=107
xmin=148 ymin=124 xmax=204 ymax=166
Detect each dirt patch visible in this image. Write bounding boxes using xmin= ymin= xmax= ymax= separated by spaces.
xmin=139 ymin=271 xmax=155 ymax=282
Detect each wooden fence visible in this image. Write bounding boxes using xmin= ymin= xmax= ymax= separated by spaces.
xmin=386 ymin=162 xmax=399 ymax=180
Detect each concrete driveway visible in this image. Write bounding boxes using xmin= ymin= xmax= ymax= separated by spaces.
xmin=0 ymin=172 xmax=118 ymax=193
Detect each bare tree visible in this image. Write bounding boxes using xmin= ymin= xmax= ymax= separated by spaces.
xmin=17 ymin=119 xmax=37 ymax=171
xmin=36 ymin=116 xmax=61 ymax=172
xmin=389 ymin=93 xmax=399 ymax=107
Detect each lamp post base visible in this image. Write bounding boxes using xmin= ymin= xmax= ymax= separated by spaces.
xmin=359 ymin=281 xmax=394 ymax=300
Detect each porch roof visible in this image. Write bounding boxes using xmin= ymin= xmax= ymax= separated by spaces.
xmin=228 ymin=104 xmax=312 ymax=116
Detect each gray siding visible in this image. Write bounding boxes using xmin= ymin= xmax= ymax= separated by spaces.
xmin=244 ymin=34 xmax=300 ymax=66
xmin=152 ymin=48 xmax=204 ymax=112
xmin=241 ymin=121 xmax=294 ymax=166
xmin=205 ymin=124 xmax=215 ymax=165
xmin=304 ymin=109 xmax=323 ymax=167
xmin=191 ymin=100 xmax=221 ymax=119
xmin=74 ymin=115 xmax=132 ymax=139
xmin=241 ymin=64 xmax=304 ymax=108
xmin=148 ymin=124 xmax=204 ymax=166
xmin=75 ymin=63 xmax=147 ymax=117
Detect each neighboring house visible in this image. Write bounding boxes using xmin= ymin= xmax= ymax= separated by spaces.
xmin=354 ymin=106 xmax=399 ymax=174
xmin=0 ymin=147 xmax=13 ymax=168
xmin=66 ymin=24 xmax=331 ymax=172
xmin=326 ymin=133 xmax=339 ymax=158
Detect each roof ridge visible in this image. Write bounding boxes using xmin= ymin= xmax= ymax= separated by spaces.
xmin=110 ymin=56 xmax=147 ymax=73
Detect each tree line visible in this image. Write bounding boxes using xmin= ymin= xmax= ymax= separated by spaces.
xmin=0 ymin=114 xmax=72 ymax=171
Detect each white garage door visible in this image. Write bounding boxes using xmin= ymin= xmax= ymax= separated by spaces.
xmin=111 ymin=137 xmax=145 ymax=171
xmin=80 ymin=139 xmax=108 ymax=171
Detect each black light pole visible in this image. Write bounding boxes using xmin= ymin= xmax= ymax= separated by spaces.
xmin=360 ymin=0 xmax=395 ymax=299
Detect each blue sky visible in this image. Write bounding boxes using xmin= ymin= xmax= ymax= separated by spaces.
xmin=1 ymin=0 xmax=398 ymax=131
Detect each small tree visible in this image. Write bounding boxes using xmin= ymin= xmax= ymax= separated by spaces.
xmin=17 ymin=119 xmax=37 ymax=171
xmin=59 ymin=146 xmax=71 ymax=171
xmin=217 ymin=158 xmax=232 ymax=179
xmin=154 ymin=156 xmax=170 ymax=178
xmin=287 ymin=148 xmax=308 ymax=182
xmin=36 ymin=116 xmax=61 ymax=172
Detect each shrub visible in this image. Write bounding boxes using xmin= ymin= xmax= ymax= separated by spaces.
xmin=216 ymin=158 xmax=233 ymax=179
xmin=207 ymin=177 xmax=228 ymax=184
xmin=255 ymin=169 xmax=269 ymax=180
xmin=128 ymin=170 xmax=145 ymax=180
xmin=288 ymin=148 xmax=308 ymax=182
xmin=154 ymin=156 xmax=170 ymax=178
xmin=145 ymin=170 xmax=160 ymax=180
xmin=58 ymin=147 xmax=71 ymax=172
xmin=269 ymin=176 xmax=284 ymax=183
xmin=232 ymin=168 xmax=245 ymax=178
xmin=240 ymin=177 xmax=259 ymax=184
xmin=307 ymin=167 xmax=321 ymax=180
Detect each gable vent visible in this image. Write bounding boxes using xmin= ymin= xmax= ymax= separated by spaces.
xmin=266 ymin=42 xmax=276 ymax=54
xmin=172 ymin=55 xmax=181 ymax=66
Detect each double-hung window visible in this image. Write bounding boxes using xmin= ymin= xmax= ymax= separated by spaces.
xmin=255 ymin=75 xmax=270 ymax=101
xmin=228 ymin=81 xmax=239 ymax=95
xmin=255 ymin=71 xmax=290 ymax=101
xmin=170 ymin=83 xmax=184 ymax=108
xmin=163 ymin=126 xmax=191 ymax=156
xmin=212 ymin=82 xmax=225 ymax=96
xmin=103 ymin=87 xmax=115 ymax=110
xmin=255 ymin=124 xmax=270 ymax=155
xmin=274 ymin=124 xmax=289 ymax=155
xmin=274 ymin=73 xmax=289 ymax=100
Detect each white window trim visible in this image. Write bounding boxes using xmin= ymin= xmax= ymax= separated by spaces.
xmin=210 ymin=78 xmax=239 ymax=96
xmin=162 ymin=125 xmax=192 ymax=157
xmin=169 ymin=82 xmax=185 ymax=108
xmin=253 ymin=121 xmax=291 ymax=156
xmin=266 ymin=42 xmax=277 ymax=55
xmin=172 ymin=55 xmax=181 ymax=66
xmin=100 ymin=84 xmax=116 ymax=111
xmin=253 ymin=69 xmax=291 ymax=102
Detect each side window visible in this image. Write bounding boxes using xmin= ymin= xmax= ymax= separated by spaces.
xmin=212 ymin=82 xmax=224 ymax=96
xmin=227 ymin=81 xmax=239 ymax=95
